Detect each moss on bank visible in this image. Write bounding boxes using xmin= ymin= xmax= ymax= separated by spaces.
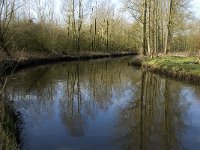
xmin=134 ymin=56 xmax=200 ymax=82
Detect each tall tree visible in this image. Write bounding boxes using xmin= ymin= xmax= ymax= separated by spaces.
xmin=143 ymin=0 xmax=147 ymax=55
xmin=165 ymin=0 xmax=175 ymax=54
xmin=0 ymin=0 xmax=16 ymax=57
xmin=77 ymin=0 xmax=83 ymax=53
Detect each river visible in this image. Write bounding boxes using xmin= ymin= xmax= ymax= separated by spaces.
xmin=3 ymin=57 xmax=200 ymax=150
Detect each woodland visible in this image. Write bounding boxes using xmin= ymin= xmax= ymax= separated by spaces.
xmin=0 ymin=0 xmax=199 ymax=59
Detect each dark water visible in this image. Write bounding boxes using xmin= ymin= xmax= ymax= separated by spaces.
xmin=4 ymin=57 xmax=200 ymax=150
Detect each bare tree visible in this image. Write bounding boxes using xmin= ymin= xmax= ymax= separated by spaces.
xmin=0 ymin=0 xmax=16 ymax=57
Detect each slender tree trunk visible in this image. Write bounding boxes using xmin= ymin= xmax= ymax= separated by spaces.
xmin=77 ymin=0 xmax=83 ymax=54
xmin=72 ymin=0 xmax=76 ymax=51
xmin=67 ymin=15 xmax=71 ymax=51
xmin=148 ymin=0 xmax=151 ymax=55
xmin=165 ymin=0 xmax=174 ymax=54
xmin=106 ymin=20 xmax=109 ymax=52
xmin=152 ymin=0 xmax=156 ymax=57
xmin=153 ymin=0 xmax=158 ymax=56
xmin=94 ymin=18 xmax=97 ymax=50
xmin=143 ymin=0 xmax=148 ymax=56
xmin=90 ymin=24 xmax=93 ymax=50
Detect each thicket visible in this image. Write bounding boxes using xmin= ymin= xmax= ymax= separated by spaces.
xmin=0 ymin=0 xmax=137 ymax=59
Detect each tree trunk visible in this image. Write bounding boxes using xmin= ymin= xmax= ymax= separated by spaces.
xmin=143 ymin=0 xmax=148 ymax=56
xmin=165 ymin=0 xmax=174 ymax=54
xmin=148 ymin=0 xmax=151 ymax=55
xmin=77 ymin=0 xmax=83 ymax=54
xmin=106 ymin=20 xmax=109 ymax=52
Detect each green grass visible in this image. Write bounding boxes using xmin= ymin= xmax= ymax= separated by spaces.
xmin=142 ymin=56 xmax=200 ymax=76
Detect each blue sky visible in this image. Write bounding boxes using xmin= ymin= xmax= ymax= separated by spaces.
xmin=192 ymin=0 xmax=200 ymax=17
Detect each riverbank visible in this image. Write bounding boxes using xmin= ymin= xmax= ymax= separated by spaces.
xmin=0 ymin=95 xmax=20 ymax=150
xmin=0 ymin=52 xmax=137 ymax=74
xmin=131 ymin=56 xmax=200 ymax=83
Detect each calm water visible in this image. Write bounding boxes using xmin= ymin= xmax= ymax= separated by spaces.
xmin=4 ymin=57 xmax=200 ymax=150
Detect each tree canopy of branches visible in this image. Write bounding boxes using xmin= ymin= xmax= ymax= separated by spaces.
xmin=123 ymin=0 xmax=195 ymax=56
xmin=0 ymin=0 xmax=138 ymax=59
xmin=0 ymin=0 xmax=199 ymax=58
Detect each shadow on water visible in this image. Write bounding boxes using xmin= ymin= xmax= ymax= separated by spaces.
xmin=2 ymin=57 xmax=200 ymax=150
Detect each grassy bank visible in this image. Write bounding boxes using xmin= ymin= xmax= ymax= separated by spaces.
xmin=132 ymin=56 xmax=200 ymax=82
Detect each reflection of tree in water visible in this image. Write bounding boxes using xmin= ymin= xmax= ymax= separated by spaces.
xmin=0 ymin=77 xmax=19 ymax=149
xmin=115 ymin=72 xmax=188 ymax=150
xmin=59 ymin=61 xmax=117 ymax=137
xmin=60 ymin=63 xmax=85 ymax=137
xmin=4 ymin=58 xmax=141 ymax=138
xmin=4 ymin=67 xmax=58 ymax=122
xmin=59 ymin=59 xmax=139 ymax=137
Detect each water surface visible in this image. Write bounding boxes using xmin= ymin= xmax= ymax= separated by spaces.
xmin=4 ymin=57 xmax=200 ymax=150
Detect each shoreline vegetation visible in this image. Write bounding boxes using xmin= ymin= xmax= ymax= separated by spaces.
xmin=131 ymin=55 xmax=200 ymax=83
xmin=0 ymin=52 xmax=137 ymax=74
xmin=0 ymin=95 xmax=20 ymax=150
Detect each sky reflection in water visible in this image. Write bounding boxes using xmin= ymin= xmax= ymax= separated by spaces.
xmin=5 ymin=57 xmax=200 ymax=150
